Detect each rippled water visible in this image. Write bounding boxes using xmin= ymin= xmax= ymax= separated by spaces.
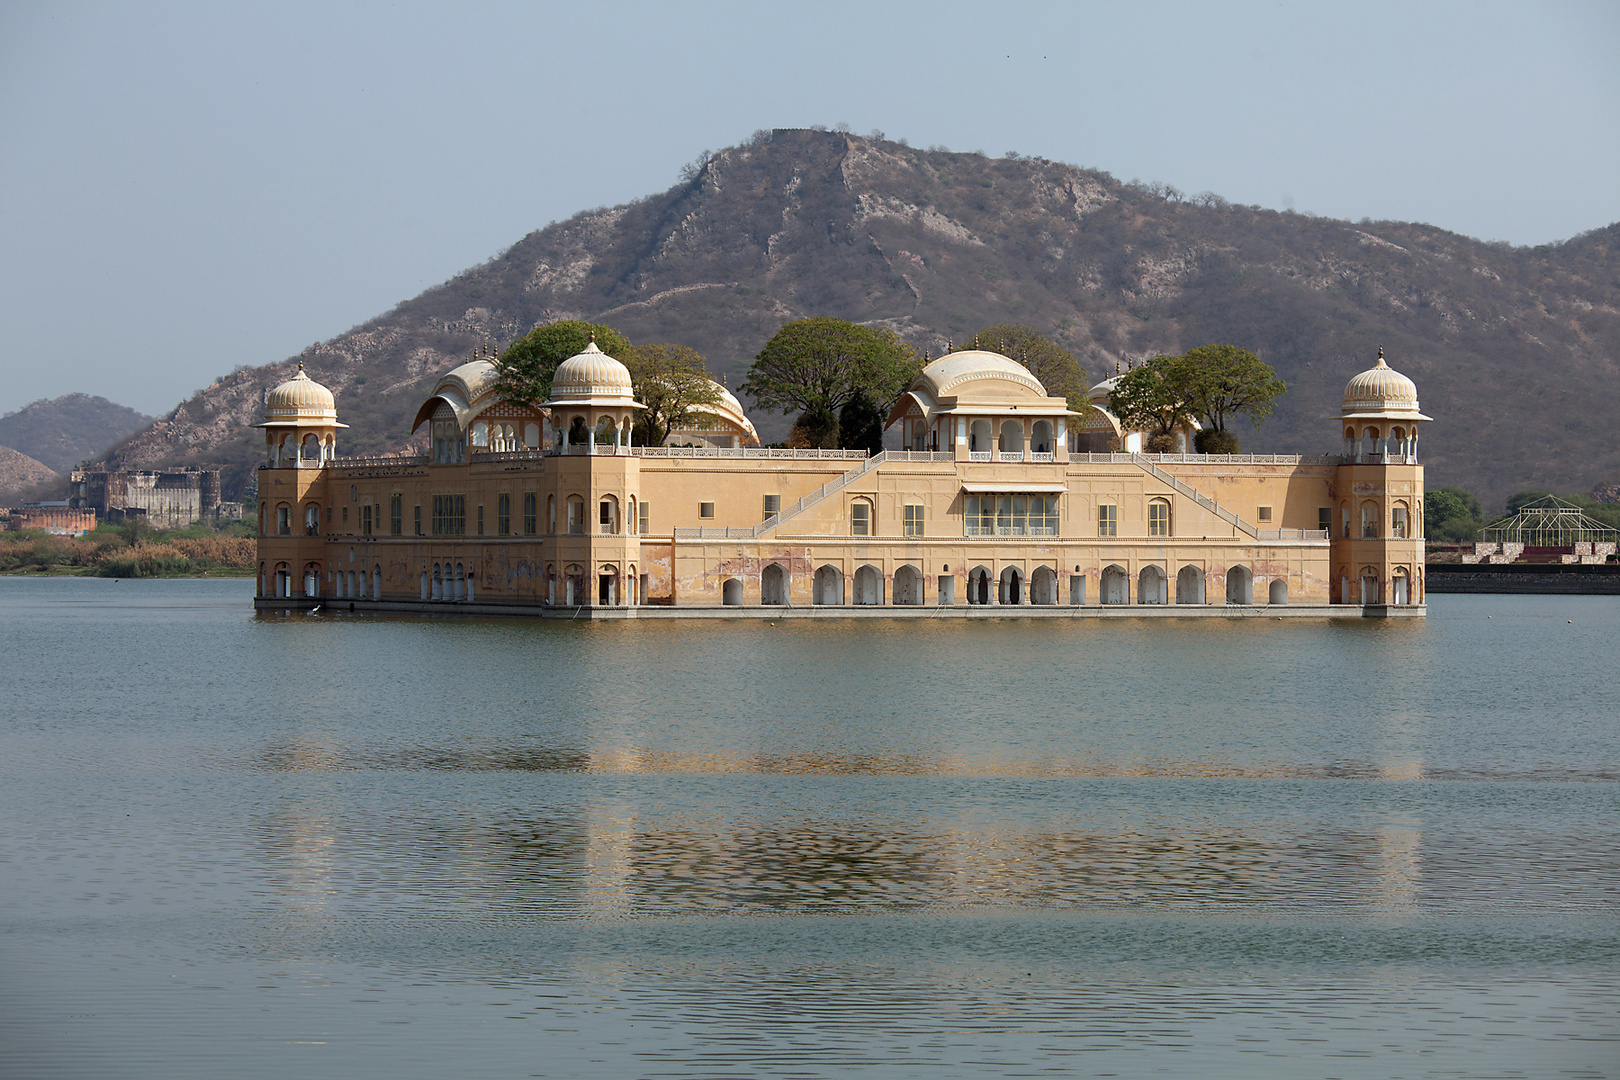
xmin=1 ymin=578 xmax=1616 ymax=1077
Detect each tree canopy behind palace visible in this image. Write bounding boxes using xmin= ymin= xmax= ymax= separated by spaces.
xmin=742 ymin=318 xmax=920 ymax=448
xmin=494 ymin=321 xmax=636 ymax=408
xmin=967 ymin=324 xmax=1088 ymax=412
xmin=1109 ymin=345 xmax=1285 ymax=452
xmin=626 ymin=343 xmax=723 ymax=447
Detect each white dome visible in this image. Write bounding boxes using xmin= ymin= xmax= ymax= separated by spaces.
xmin=1343 ymin=348 xmax=1423 ymax=416
xmin=263 ymin=363 xmax=337 ymax=423
xmin=917 ymin=349 xmax=1048 ymax=399
xmin=549 ymin=341 xmax=634 ymax=400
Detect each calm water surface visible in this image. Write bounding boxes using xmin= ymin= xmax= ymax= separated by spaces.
xmin=1 ymin=578 xmax=1616 ymax=1078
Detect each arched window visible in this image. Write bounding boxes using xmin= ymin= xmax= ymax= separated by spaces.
xmin=1392 ymin=567 xmax=1411 ymax=605
xmin=999 ymin=419 xmax=1024 ymax=456
xmin=372 ymin=564 xmax=382 ymax=599
xmin=420 ymin=570 xmax=429 ymax=601
xmin=1176 ymin=564 xmax=1205 ymax=604
xmin=276 ymin=504 xmax=291 ymax=535
xmin=547 ymin=495 xmax=556 ymax=534
xmin=1031 ymin=421 xmax=1053 ymax=455
xmin=967 ymin=565 xmax=992 ymax=605
xmin=1361 ymin=500 xmax=1380 ymax=538
xmin=1392 ymin=500 xmax=1410 ymax=538
xmin=853 ymin=565 xmax=884 ymax=605
xmin=893 ymin=564 xmax=924 ymax=605
xmin=1100 ymin=565 xmax=1129 ymax=605
xmin=599 ymin=495 xmax=618 ymax=535
xmin=628 ymin=496 xmax=637 ymax=535
xmin=721 ymin=577 xmax=743 ymax=606
xmin=524 ymin=422 xmax=540 ymax=449
xmin=470 ymin=421 xmax=488 ymax=448
xmin=1148 ymin=499 xmax=1171 ymax=537
xmin=850 ymin=497 xmax=872 ymax=537
xmin=969 ymin=419 xmax=992 ymax=454
xmin=304 ymin=563 xmax=321 ymax=598
xmin=1360 ymin=565 xmax=1381 ymax=605
xmin=1269 ymin=579 xmax=1289 ymax=605
xmin=1225 ymin=565 xmax=1253 ymax=605
xmin=997 ymin=565 xmax=1023 ymax=605
xmin=1137 ymin=564 xmax=1167 ymax=604
xmin=1340 ymin=500 xmax=1351 ymax=538
xmin=813 ymin=564 xmax=844 ymax=605
xmin=761 ymin=562 xmax=788 ymax=605
xmin=1029 ymin=565 xmax=1057 ymax=605
xmin=567 ymin=496 xmax=585 ymax=535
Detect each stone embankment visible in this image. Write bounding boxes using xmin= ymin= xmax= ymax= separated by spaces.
xmin=1427 ymin=564 xmax=1620 ymax=594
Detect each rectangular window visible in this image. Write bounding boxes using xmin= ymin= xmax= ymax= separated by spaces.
xmin=1319 ymin=507 xmax=1332 ymax=536
xmin=1098 ymin=504 xmax=1117 ymax=537
xmin=523 ymin=493 xmax=536 ymax=535
xmin=476 ymin=504 xmax=484 ymax=536
xmin=639 ymin=502 xmax=650 ymax=534
xmin=699 ymin=501 xmax=714 ymax=519
xmin=851 ymin=502 xmax=870 ymax=536
xmin=763 ymin=494 xmax=780 ymax=516
xmin=496 ymin=494 xmax=510 ymax=535
xmin=432 ymin=495 xmax=466 ymax=536
xmin=390 ymin=494 xmax=402 ymax=536
xmin=362 ymin=504 xmax=373 ymax=536
xmin=414 ymin=505 xmax=422 ymax=536
xmin=963 ymin=495 xmax=1059 ymax=537
xmin=1149 ymin=501 xmax=1169 ymax=537
xmin=903 ymin=503 xmax=924 ymax=537
xmin=1032 ymin=496 xmax=1058 ymax=536
xmin=1257 ymin=506 xmax=1273 ymax=522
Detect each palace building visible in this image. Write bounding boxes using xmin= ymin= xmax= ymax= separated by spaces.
xmin=253 ymin=343 xmax=1428 ymax=616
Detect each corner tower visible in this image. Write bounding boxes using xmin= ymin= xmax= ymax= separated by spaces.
xmin=254 ymin=363 xmax=345 ymax=599
xmin=1332 ymin=348 xmax=1430 ymax=608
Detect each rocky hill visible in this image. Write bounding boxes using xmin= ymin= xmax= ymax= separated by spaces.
xmin=0 ymin=445 xmax=59 ymax=505
xmin=0 ymin=394 xmax=153 ymax=473
xmin=100 ymin=129 xmax=1618 ymax=511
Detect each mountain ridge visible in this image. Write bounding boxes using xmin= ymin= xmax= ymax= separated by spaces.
xmin=93 ymin=129 xmax=1619 ymax=511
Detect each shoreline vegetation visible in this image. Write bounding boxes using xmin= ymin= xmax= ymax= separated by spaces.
xmin=0 ymin=518 xmax=256 ymax=578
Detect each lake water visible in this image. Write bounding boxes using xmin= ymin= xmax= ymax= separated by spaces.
xmin=1 ymin=577 xmax=1616 ymax=1078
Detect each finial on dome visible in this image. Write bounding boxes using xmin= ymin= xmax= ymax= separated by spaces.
xmin=297 ymin=360 xmax=305 ymax=373
xmin=588 ymin=329 xmax=596 ymax=344
xmin=946 ymin=338 xmax=953 ymax=353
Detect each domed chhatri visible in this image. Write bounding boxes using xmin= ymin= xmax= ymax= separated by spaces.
xmin=543 ymin=340 xmax=643 ymax=454
xmin=888 ymin=348 xmax=1076 ymax=456
xmin=262 ymin=362 xmax=340 ymax=423
xmin=1342 ymin=348 xmax=1430 ymax=420
xmin=548 ymin=341 xmax=635 ymax=402
xmin=255 ymin=361 xmax=346 ymax=468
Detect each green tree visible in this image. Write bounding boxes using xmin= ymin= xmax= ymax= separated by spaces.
xmin=1173 ymin=344 xmax=1287 ymax=435
xmin=787 ymin=404 xmax=840 ymax=449
xmin=969 ymin=324 xmax=1089 ymax=411
xmin=837 ymin=393 xmax=886 ymax=454
xmin=1107 ymin=357 xmax=1197 ymax=449
xmin=1427 ymin=486 xmax=1483 ymax=543
xmin=623 ymin=344 xmax=724 ymax=447
xmin=742 ymin=318 xmax=921 ymax=446
xmin=494 ymin=321 xmax=636 ymax=408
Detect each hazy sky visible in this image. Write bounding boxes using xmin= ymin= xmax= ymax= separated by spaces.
xmin=2 ymin=0 xmax=1617 ymax=418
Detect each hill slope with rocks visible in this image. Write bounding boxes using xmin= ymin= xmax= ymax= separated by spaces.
xmin=0 ymin=445 xmax=60 ymax=505
xmin=0 ymin=394 xmax=153 ymax=473
xmin=100 ymin=129 xmax=1618 ymax=511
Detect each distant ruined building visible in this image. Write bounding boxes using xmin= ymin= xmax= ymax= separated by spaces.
xmin=70 ymin=465 xmax=223 ymax=528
